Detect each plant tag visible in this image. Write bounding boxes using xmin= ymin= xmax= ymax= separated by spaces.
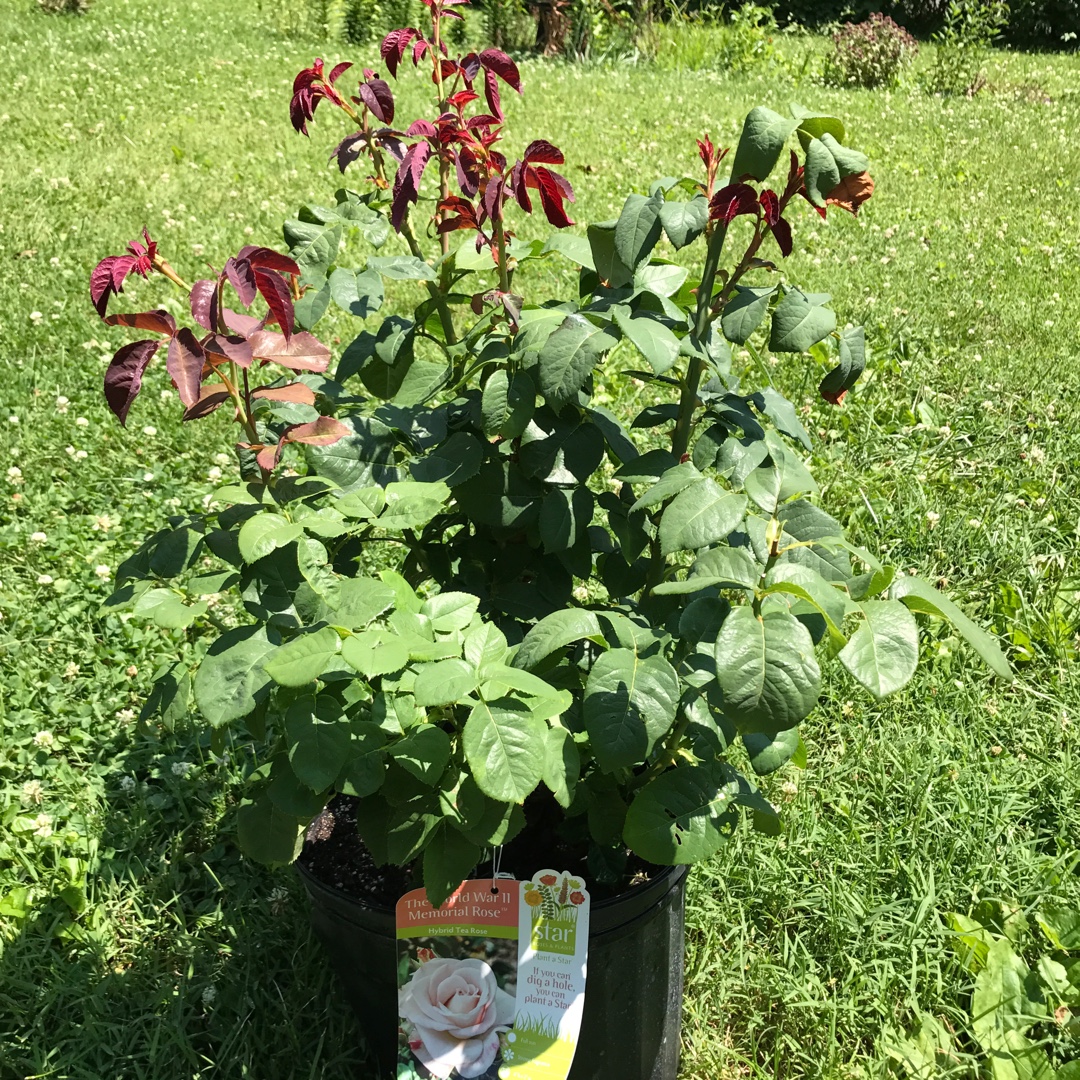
xmin=395 ymin=869 xmax=590 ymax=1080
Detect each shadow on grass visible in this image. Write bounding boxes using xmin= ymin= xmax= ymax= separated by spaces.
xmin=0 ymin=737 xmax=379 ymax=1080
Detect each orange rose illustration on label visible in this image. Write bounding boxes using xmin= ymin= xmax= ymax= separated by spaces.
xmin=398 ymin=957 xmax=516 ymax=1079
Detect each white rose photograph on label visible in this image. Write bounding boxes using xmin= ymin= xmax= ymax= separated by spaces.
xmin=395 ymin=879 xmax=520 ymax=1080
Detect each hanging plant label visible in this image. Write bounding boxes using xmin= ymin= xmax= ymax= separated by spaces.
xmin=395 ymin=869 xmax=590 ymax=1080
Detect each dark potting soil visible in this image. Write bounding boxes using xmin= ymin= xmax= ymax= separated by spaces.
xmin=298 ymin=791 xmax=655 ymax=909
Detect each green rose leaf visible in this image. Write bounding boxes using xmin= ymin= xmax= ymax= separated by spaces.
xmin=133 ymin=587 xmax=207 ymax=629
xmin=613 ymin=308 xmax=681 ymax=376
xmin=730 ymin=106 xmax=799 ymax=183
xmin=341 ymin=629 xmax=410 ymax=678
xmin=366 ymin=254 xmax=437 ymax=280
xmin=237 ymin=796 xmax=304 ymax=866
xmin=285 ymin=695 xmax=352 ymax=791
xmin=481 ymin=369 xmax=535 ymax=440
xmin=658 ymin=479 xmax=747 ymax=555
xmin=537 ymin=314 xmax=619 ymax=409
xmin=715 ymin=606 xmax=821 ymax=733
xmin=238 ymin=514 xmax=304 ymax=564
xmin=721 ymin=285 xmax=776 ymax=346
xmin=539 ymin=486 xmax=594 ymax=554
xmin=410 ymin=432 xmax=484 ymax=487
xmin=391 ymin=726 xmax=452 ymax=786
xmin=513 ymin=608 xmax=606 ymax=670
xmin=463 ymin=697 xmax=547 ymax=803
xmin=264 ymin=625 xmax=342 ymax=686
xmin=329 ymin=266 xmax=384 ymax=318
xmin=584 ymin=648 xmax=680 ymax=773
xmin=623 ymin=763 xmax=741 ymax=864
xmin=329 ymin=577 xmax=396 ymax=630
xmin=542 ymin=726 xmax=580 ymax=809
xmin=838 ymin=599 xmax=919 ymax=697
xmin=423 ymin=823 xmax=481 ymax=908
xmin=614 ymin=191 xmax=665 ymax=271
xmin=769 ymin=288 xmax=837 ymax=353
xmin=742 ymin=728 xmax=806 ymax=776
xmin=890 ymin=575 xmax=1012 ymax=681
xmin=659 ymin=195 xmax=709 ymax=251
xmin=193 ymin=625 xmax=276 ymax=728
xmin=413 ymin=658 xmax=477 ymax=707
xmin=420 ymin=591 xmax=481 ymax=633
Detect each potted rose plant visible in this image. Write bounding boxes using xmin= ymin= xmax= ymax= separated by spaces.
xmin=92 ymin=2 xmax=1011 ymax=1075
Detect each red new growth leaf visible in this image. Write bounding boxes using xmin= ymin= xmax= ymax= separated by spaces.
xmin=104 ymin=339 xmax=161 ymax=425
xmin=290 ymin=58 xmax=348 ymax=135
xmin=89 ymin=229 xmax=158 ymax=317
xmin=251 ymin=383 xmax=318 ymax=406
xmin=239 ymin=246 xmax=301 ymax=277
xmin=357 ymin=76 xmax=395 ymax=124
xmin=166 ymin=327 xmax=206 ymax=408
xmin=103 ymin=309 xmax=177 ymax=337
xmin=190 ymin=279 xmax=216 ymax=331
xmin=390 ymin=141 xmax=432 ymax=229
xmin=182 ymin=385 xmax=231 ymax=422
xmin=709 ymin=183 xmax=759 ymax=225
xmin=759 ymin=189 xmax=793 ymax=257
xmin=820 ymin=386 xmax=848 ymax=406
xmin=248 ymin=330 xmax=331 ymax=372
xmin=225 ymin=256 xmax=257 ymax=307
xmin=523 ymin=140 xmax=564 ymax=165
xmin=381 ymin=28 xmax=421 ymax=78
xmin=283 ymin=416 xmax=351 ymax=446
xmin=253 ymin=269 xmax=295 ymax=341
xmin=253 ymin=415 xmax=351 ymax=473
xmin=203 ymin=333 xmax=253 ymax=368
xmin=479 ymin=49 xmax=522 ymax=92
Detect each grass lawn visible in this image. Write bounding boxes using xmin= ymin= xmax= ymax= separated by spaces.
xmin=2 ymin=0 xmax=1080 ymax=1077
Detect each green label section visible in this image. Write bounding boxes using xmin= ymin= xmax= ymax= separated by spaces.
xmin=529 ymin=915 xmax=577 ymax=957
xmin=397 ymin=923 xmax=517 ymax=940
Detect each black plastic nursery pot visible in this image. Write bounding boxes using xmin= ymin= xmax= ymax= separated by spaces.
xmin=296 ymin=854 xmax=688 ymax=1080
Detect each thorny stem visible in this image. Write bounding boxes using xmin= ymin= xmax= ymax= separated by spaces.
xmin=671 ymin=221 xmax=729 ymax=463
xmin=492 ymin=216 xmax=511 ymax=295
xmin=431 ymin=10 xmax=451 ymax=257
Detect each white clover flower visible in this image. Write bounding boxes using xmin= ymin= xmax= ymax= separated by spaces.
xmin=925 ymin=511 xmax=940 ymax=528
xmin=206 ymin=466 xmax=222 ymax=481
xmin=75 ymin=417 xmax=89 ymax=427
xmin=29 ymin=311 xmax=43 ymax=323
xmin=1029 ymin=445 xmax=1046 ymax=464
xmin=171 ymin=761 xmax=193 ymax=778
xmin=63 ymin=662 xmax=80 ymax=679
xmin=94 ymin=564 xmax=111 ymax=580
xmin=30 ymin=531 xmax=47 ymax=543
xmin=142 ymin=425 xmax=157 ymax=436
xmin=33 ymin=730 xmax=54 ymax=748
xmin=119 ymin=774 xmax=136 ymax=792
xmin=968 ymin=518 xmax=982 ymax=529
xmin=20 ymin=780 xmax=44 ymax=805
xmin=143 ymin=472 xmax=154 ymax=482
xmin=7 ymin=466 xmax=22 ymax=481
xmin=32 ymin=813 xmax=53 ymax=838
xmin=75 ymin=450 xmax=88 ymax=460
xmin=213 ymin=452 xmax=231 ymax=466
xmin=126 ymin=665 xmax=138 ymax=677
xmin=201 ymin=986 xmax=217 ymax=1007
xmin=116 ymin=708 xmax=136 ymax=722
xmin=8 ymin=414 xmax=19 ymax=424
xmin=159 ymin=389 xmax=173 ymax=400
xmin=56 ymin=395 xmax=69 ymax=414
xmin=92 ymin=514 xmax=115 ymax=532
xmin=65 ymin=445 xmax=76 ymax=456
xmin=780 ymin=780 xmax=799 ymax=801
xmin=36 ymin=574 xmax=54 ymax=585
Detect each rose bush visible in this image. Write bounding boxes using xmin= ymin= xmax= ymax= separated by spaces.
xmin=92 ymin=0 xmax=1011 ymax=912
xmin=399 ymin=956 xmax=515 ymax=1078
